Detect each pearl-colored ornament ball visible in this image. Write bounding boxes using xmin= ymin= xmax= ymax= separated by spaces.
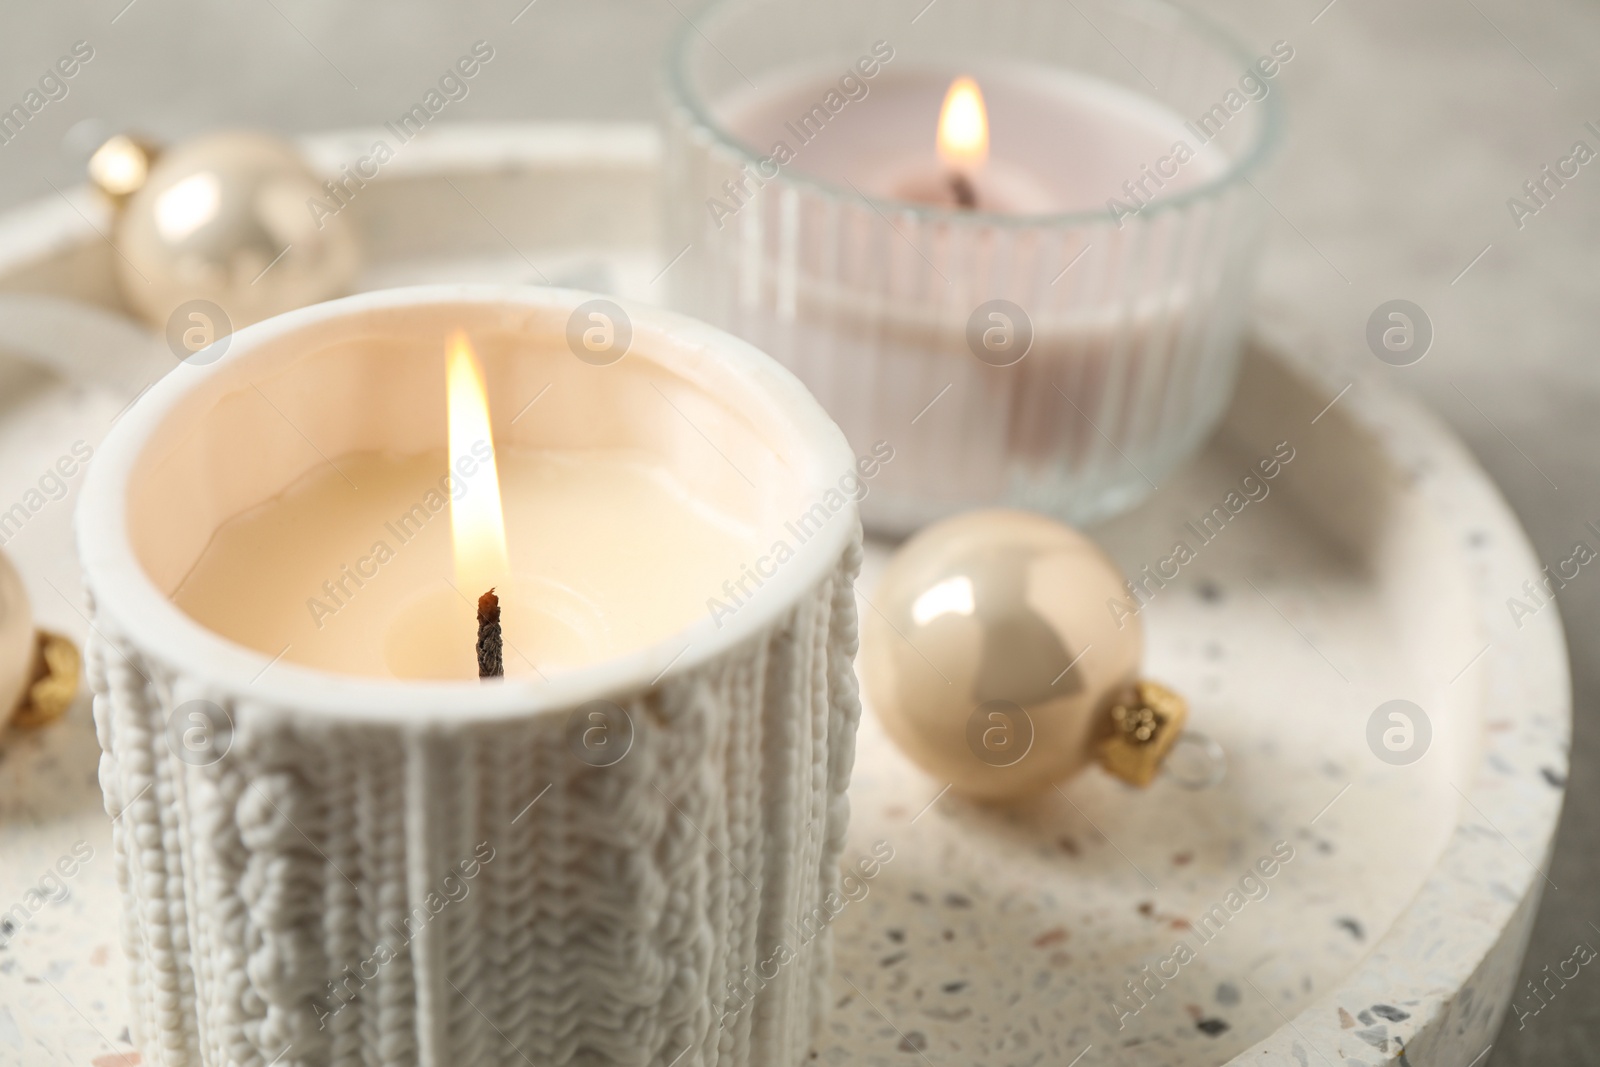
xmin=0 ymin=550 xmax=34 ymax=730
xmin=861 ymin=509 xmax=1142 ymax=802
xmin=112 ymin=131 xmax=359 ymax=331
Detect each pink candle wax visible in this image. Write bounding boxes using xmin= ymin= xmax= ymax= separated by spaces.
xmin=715 ymin=65 xmax=1227 ymax=217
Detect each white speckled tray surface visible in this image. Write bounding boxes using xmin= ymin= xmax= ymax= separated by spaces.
xmin=0 ymin=124 xmax=1568 ymax=1067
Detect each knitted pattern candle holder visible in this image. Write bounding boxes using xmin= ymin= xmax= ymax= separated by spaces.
xmin=78 ymin=286 xmax=865 ymax=1067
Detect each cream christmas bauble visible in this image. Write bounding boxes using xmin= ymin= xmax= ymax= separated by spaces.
xmin=0 ymin=550 xmax=32 ymax=730
xmin=861 ymin=509 xmax=1185 ymax=802
xmin=0 ymin=549 xmax=81 ymax=734
xmin=110 ymin=131 xmax=358 ymax=335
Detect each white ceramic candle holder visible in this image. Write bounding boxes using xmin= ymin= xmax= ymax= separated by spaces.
xmin=77 ymin=285 xmax=864 ymax=1067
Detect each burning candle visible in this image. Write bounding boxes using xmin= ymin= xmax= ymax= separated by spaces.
xmin=665 ymin=0 xmax=1280 ymax=532
xmin=78 ymin=286 xmax=865 ymax=1067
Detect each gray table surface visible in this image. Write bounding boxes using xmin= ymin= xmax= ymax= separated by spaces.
xmin=0 ymin=0 xmax=1594 ymax=1062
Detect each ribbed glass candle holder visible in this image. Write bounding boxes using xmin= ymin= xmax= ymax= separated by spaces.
xmin=664 ymin=0 xmax=1282 ymax=535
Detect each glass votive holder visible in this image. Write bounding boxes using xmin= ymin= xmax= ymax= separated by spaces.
xmin=663 ymin=0 xmax=1282 ymax=535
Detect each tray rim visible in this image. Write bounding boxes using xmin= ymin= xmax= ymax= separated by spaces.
xmin=0 ymin=120 xmax=1569 ymax=1066
xmin=1223 ymin=325 xmax=1570 ymax=1063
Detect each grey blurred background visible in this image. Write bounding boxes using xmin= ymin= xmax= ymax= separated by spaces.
xmin=1 ymin=0 xmax=1596 ymax=1062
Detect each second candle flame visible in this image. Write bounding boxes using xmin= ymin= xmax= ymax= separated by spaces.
xmin=936 ymin=76 xmax=989 ymax=170
xmin=446 ymin=330 xmax=509 ymax=595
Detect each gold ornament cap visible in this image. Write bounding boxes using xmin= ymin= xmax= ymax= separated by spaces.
xmin=11 ymin=630 xmax=80 ymax=729
xmin=1094 ymin=679 xmax=1189 ymax=788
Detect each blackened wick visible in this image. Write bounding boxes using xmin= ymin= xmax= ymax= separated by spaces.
xmin=477 ymin=588 xmax=503 ymax=679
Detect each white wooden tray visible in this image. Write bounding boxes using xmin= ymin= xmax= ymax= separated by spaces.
xmin=0 ymin=123 xmax=1568 ymax=1067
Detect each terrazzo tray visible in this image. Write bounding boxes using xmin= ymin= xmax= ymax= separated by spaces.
xmin=0 ymin=123 xmax=1568 ymax=1067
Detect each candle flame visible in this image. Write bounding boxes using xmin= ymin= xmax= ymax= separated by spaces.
xmin=936 ymin=76 xmax=989 ymax=170
xmin=447 ymin=330 xmax=509 ymax=595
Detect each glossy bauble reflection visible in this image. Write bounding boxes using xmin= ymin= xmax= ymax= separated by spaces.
xmin=112 ymin=131 xmax=358 ymax=332
xmin=861 ymin=509 xmax=1140 ymax=802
